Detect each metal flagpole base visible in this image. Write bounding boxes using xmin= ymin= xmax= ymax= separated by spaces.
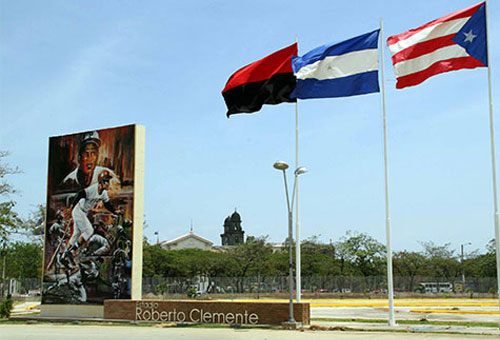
xmin=282 ymin=321 xmax=300 ymax=330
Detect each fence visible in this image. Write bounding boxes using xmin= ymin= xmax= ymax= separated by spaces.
xmin=2 ymin=276 xmax=497 ymax=297
xmin=142 ymin=276 xmax=498 ymax=296
xmin=0 ymin=278 xmax=41 ymax=297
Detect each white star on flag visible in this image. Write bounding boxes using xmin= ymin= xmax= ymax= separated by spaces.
xmin=463 ymin=29 xmax=477 ymax=43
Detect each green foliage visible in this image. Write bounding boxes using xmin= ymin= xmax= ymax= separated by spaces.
xmin=0 ymin=241 xmax=43 ymax=279
xmin=420 ymin=241 xmax=460 ymax=281
xmin=22 ymin=204 xmax=45 ymax=245
xmin=142 ymin=234 xmax=497 ymax=282
xmin=393 ymin=251 xmax=426 ymax=291
xmin=0 ymin=296 xmax=13 ymax=318
xmin=300 ymin=236 xmax=340 ymax=277
xmin=142 ymin=244 xmax=238 ymax=278
xmin=186 ymin=287 xmax=198 ymax=298
xmin=226 ymin=236 xmax=272 ymax=277
xmin=0 ymin=152 xmax=43 ymax=247
xmin=0 ymin=152 xmax=23 ymax=247
xmin=335 ymin=231 xmax=386 ymax=277
xmin=486 ymin=239 xmax=496 ymax=253
xmin=0 ymin=202 xmax=22 ymax=247
xmin=488 ymin=287 xmax=497 ymax=297
xmin=466 ymin=239 xmax=497 ymax=278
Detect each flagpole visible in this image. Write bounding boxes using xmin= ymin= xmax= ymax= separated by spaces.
xmin=484 ymin=0 xmax=500 ymax=325
xmin=380 ymin=17 xmax=396 ymax=327
xmin=295 ymin=34 xmax=302 ymax=304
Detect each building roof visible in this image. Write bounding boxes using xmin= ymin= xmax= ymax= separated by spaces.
xmin=230 ymin=211 xmax=241 ymax=222
xmin=159 ymin=231 xmax=214 ymax=247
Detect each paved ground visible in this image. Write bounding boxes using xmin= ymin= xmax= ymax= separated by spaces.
xmin=11 ymin=299 xmax=500 ymax=323
xmin=309 ymin=299 xmax=500 ymax=323
xmin=0 ymin=324 xmax=498 ymax=340
xmin=8 ymin=298 xmax=500 ymax=338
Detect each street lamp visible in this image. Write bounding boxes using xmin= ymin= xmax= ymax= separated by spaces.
xmin=273 ymin=161 xmax=308 ymax=324
xmin=461 ymin=242 xmax=472 ymax=289
xmin=294 ymin=166 xmax=308 ymax=304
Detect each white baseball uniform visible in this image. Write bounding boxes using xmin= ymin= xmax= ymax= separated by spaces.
xmin=62 ymin=165 xmax=116 ymax=187
xmin=70 ymin=183 xmax=110 ymax=246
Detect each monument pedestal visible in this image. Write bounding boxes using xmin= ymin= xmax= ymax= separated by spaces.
xmin=104 ymin=299 xmax=310 ymax=325
xmin=40 ymin=304 xmax=104 ymax=318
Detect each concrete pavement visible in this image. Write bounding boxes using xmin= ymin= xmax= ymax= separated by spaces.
xmin=312 ymin=320 xmax=500 ymax=336
xmin=0 ymin=324 xmax=498 ymax=340
xmin=9 ymin=297 xmax=500 ymax=338
xmin=310 ymin=299 xmax=500 ymax=323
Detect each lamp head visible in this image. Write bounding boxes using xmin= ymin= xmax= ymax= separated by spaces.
xmin=294 ymin=166 xmax=308 ymax=176
xmin=273 ymin=161 xmax=289 ymax=171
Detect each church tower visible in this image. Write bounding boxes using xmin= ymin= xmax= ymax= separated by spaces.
xmin=220 ymin=210 xmax=245 ymax=246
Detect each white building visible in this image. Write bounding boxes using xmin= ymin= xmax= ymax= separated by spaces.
xmin=159 ymin=230 xmax=214 ymax=251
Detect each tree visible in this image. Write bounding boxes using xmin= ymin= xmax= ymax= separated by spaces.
xmin=22 ymin=204 xmax=45 ymax=245
xmin=420 ymin=241 xmax=461 ymax=285
xmin=0 ymin=151 xmax=23 ymax=248
xmin=228 ymin=236 xmax=272 ymax=276
xmin=301 ymin=236 xmax=339 ymax=277
xmin=1 ymin=241 xmax=43 ymax=279
xmin=142 ymin=244 xmax=235 ymax=278
xmin=226 ymin=236 xmax=272 ymax=292
xmin=335 ymin=231 xmax=386 ymax=277
xmin=393 ymin=250 xmax=426 ymax=291
xmin=467 ymin=239 xmax=497 ymax=278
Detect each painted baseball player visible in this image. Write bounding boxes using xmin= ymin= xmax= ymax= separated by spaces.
xmin=85 ymin=228 xmax=111 ymax=256
xmin=49 ymin=210 xmax=66 ymax=245
xmin=112 ymin=248 xmax=129 ymax=299
xmin=65 ymin=171 xmax=119 ymax=260
xmin=48 ymin=210 xmax=70 ymax=274
xmin=45 ymin=257 xmax=101 ymax=303
xmin=61 ymin=131 xmax=117 ymax=189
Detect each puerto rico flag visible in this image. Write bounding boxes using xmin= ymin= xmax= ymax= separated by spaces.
xmin=387 ymin=2 xmax=487 ymax=89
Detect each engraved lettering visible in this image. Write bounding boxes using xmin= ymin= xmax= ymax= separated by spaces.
xmin=203 ymin=311 xmax=212 ymax=323
xmin=160 ymin=311 xmax=168 ymax=321
xmin=249 ymin=313 xmax=259 ymax=324
xmin=189 ymin=308 xmax=200 ymax=322
xmin=212 ymin=313 xmax=225 ymax=323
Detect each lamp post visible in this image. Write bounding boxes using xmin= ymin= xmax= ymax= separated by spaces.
xmin=294 ymin=167 xmax=307 ymax=304
xmin=461 ymin=242 xmax=471 ymax=289
xmin=273 ymin=161 xmax=308 ymax=324
xmin=1 ymin=246 xmax=6 ymax=299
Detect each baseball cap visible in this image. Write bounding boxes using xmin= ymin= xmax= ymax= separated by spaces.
xmin=80 ymin=131 xmax=101 ymax=150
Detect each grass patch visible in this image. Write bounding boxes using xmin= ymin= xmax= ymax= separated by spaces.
xmin=311 ymin=317 xmax=499 ymax=328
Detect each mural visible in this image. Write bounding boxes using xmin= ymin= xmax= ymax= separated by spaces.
xmin=42 ymin=125 xmax=136 ymax=305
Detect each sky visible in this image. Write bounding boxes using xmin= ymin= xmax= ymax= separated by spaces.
xmin=1 ymin=0 xmax=499 ymax=254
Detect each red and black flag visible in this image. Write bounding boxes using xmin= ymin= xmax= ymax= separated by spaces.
xmin=222 ymin=43 xmax=298 ymax=117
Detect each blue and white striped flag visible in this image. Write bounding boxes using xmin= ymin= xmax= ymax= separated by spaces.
xmin=291 ymin=29 xmax=380 ymax=99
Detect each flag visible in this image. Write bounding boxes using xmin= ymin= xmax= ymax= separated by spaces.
xmin=222 ymin=43 xmax=298 ymax=117
xmin=291 ymin=29 xmax=380 ymax=99
xmin=387 ymin=2 xmax=487 ymax=89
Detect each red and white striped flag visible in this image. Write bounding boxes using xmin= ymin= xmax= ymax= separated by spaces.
xmin=387 ymin=2 xmax=486 ymax=89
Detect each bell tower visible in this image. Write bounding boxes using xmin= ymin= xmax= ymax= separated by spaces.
xmin=220 ymin=210 xmax=245 ymax=246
